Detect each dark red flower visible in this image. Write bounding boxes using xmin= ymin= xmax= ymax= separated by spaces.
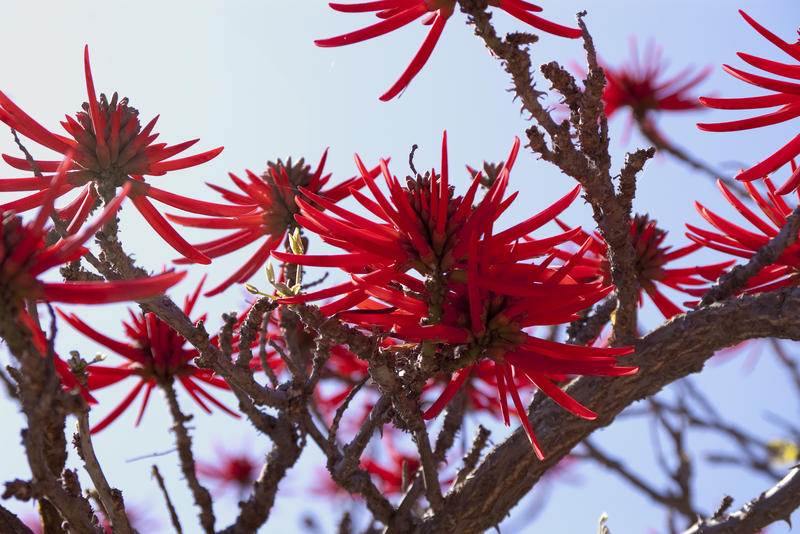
xmin=0 ymin=46 xmax=233 ymax=262
xmin=197 ymin=445 xmax=261 ymax=497
xmin=166 ymin=153 xmax=377 ymax=296
xmin=599 ymin=40 xmax=710 ymax=141
xmin=57 ymin=277 xmax=238 ymax=433
xmin=687 ymin=176 xmax=800 ymax=294
xmin=316 ymin=1 xmax=581 ymax=101
xmin=0 ymin=157 xmax=185 ymax=318
xmin=697 ymin=11 xmax=800 ymax=194
xmin=554 ymin=214 xmax=732 ymax=319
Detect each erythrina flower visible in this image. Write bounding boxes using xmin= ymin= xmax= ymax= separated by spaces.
xmin=599 ymin=40 xmax=710 ymax=141
xmin=316 ymin=1 xmax=581 ymax=101
xmin=197 ymin=445 xmax=261 ymax=497
xmin=687 ymin=176 xmax=800 ymax=294
xmin=57 ymin=276 xmax=238 ymax=433
xmin=275 ymin=134 xmax=636 ymax=457
xmin=0 ymin=156 xmax=186 ymax=319
xmin=0 ymin=46 xmax=237 ymax=263
xmin=275 ymin=132 xmax=583 ymax=317
xmin=554 ymin=214 xmax=732 ymax=319
xmin=382 ymin=247 xmax=636 ymax=459
xmin=166 ymin=153 xmax=378 ymax=296
xmin=697 ymin=11 xmax=800 ymax=194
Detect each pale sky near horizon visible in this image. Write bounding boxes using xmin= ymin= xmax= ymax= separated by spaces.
xmin=0 ymin=2 xmax=798 ymax=533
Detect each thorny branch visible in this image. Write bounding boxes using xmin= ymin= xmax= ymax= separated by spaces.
xmin=459 ymin=2 xmax=651 ymax=345
xmin=4 ymin=6 xmax=800 ymax=534
xmin=682 ymin=466 xmax=800 ymax=534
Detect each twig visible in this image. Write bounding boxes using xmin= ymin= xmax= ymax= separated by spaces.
xmin=581 ymin=438 xmax=696 ymax=519
xmin=567 ymin=296 xmax=617 ymax=346
xmin=636 ymin=117 xmax=747 ymax=197
xmin=0 ymin=365 xmax=18 ymax=399
xmin=236 ymin=298 xmax=277 ymax=367
xmin=74 ymin=409 xmax=134 ymax=534
xmin=328 ymin=376 xmax=369 ymax=448
xmin=151 ymin=465 xmax=183 ymax=534
xmin=769 ymin=338 xmax=800 ymax=402
xmin=682 ymin=466 xmax=800 ymax=534
xmin=161 ymin=380 xmax=216 ymax=534
xmin=259 ymin=312 xmax=280 ymax=387
xmin=459 ymin=4 xmax=645 ymax=345
xmin=0 ymin=503 xmax=35 ymax=534
xmin=451 ymin=425 xmax=491 ymax=490
xmin=390 ymin=392 xmax=466 ymax=531
xmin=411 ymin=424 xmax=443 ymax=510
xmin=216 ymin=417 xmax=302 ymax=534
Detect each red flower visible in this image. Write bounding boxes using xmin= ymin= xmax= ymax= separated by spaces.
xmin=600 ymin=40 xmax=710 ymax=141
xmin=276 ymin=133 xmax=582 ymax=317
xmin=554 ymin=214 xmax=731 ymax=319
xmin=383 ymin=249 xmax=636 ymax=459
xmin=697 ymin=11 xmax=800 ymax=194
xmin=687 ymin=176 xmax=800 ymax=294
xmin=0 ymin=157 xmax=185 ymax=317
xmin=0 ymin=46 xmax=233 ymax=262
xmin=197 ymin=445 xmax=261 ymax=497
xmin=316 ymin=1 xmax=581 ymax=101
xmin=275 ymin=133 xmax=635 ymax=457
xmin=57 ymin=277 xmax=238 ymax=433
xmin=166 ymin=153 xmax=377 ymax=296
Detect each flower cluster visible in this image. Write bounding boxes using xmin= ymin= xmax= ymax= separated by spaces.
xmin=0 ymin=157 xmax=185 ymax=318
xmin=599 ymin=40 xmax=710 ymax=141
xmin=0 ymin=46 xmax=231 ymax=263
xmin=316 ymin=1 xmax=581 ymax=100
xmin=277 ymin=132 xmax=636 ymax=458
xmin=698 ymin=11 xmax=800 ymax=193
xmin=554 ymin=214 xmax=731 ymax=319
xmin=688 ymin=176 xmax=800 ymax=294
xmin=166 ymin=153 xmax=379 ymax=296
xmin=58 ymin=277 xmax=238 ymax=433
xmin=197 ymin=444 xmax=261 ymax=497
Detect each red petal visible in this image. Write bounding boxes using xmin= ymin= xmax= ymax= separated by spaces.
xmin=130 ymin=195 xmax=212 ymax=264
xmin=423 ymin=363 xmax=475 ymax=420
xmin=42 ymin=270 xmax=187 ymax=305
xmin=380 ymin=11 xmax=448 ymax=100
xmin=315 ymin=3 xmax=427 ymax=47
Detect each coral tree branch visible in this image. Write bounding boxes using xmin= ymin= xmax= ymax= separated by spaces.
xmin=419 ymin=286 xmax=800 ymax=533
xmin=681 ymin=466 xmax=800 ymax=534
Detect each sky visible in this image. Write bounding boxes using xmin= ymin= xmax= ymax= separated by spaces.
xmin=0 ymin=1 xmax=799 ymax=533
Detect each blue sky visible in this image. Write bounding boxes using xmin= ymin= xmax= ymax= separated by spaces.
xmin=0 ymin=1 xmax=798 ymax=532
